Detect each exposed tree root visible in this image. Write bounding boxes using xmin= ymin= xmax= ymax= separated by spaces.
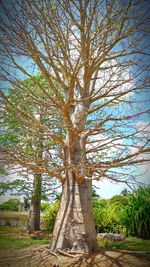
xmin=56 ymin=249 xmax=76 ymax=258
xmin=48 ymin=251 xmax=58 ymax=258
xmin=68 ymin=251 xmax=85 ymax=255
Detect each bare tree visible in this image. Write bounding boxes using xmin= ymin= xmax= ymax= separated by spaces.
xmin=0 ymin=0 xmax=150 ymax=253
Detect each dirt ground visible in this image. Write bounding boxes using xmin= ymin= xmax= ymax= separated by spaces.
xmin=0 ymin=245 xmax=150 ymax=267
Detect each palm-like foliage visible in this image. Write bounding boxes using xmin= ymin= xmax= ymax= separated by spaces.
xmin=124 ymin=186 xmax=150 ymax=238
xmin=92 ymin=186 xmax=150 ymax=238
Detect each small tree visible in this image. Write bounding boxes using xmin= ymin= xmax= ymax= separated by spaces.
xmin=0 ymin=75 xmax=61 ymax=231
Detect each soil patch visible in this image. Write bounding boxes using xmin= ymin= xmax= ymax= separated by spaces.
xmin=0 ymin=245 xmax=150 ymax=267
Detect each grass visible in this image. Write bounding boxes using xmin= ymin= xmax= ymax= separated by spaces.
xmin=0 ymin=210 xmax=44 ymax=219
xmin=0 ymin=211 xmax=28 ymax=219
xmin=0 ymin=226 xmax=50 ymax=250
xmin=0 ymin=235 xmax=50 ymax=250
xmin=98 ymin=236 xmax=150 ymax=251
xmin=0 ymin=226 xmax=22 ymax=234
xmin=0 ymin=226 xmax=150 ymax=252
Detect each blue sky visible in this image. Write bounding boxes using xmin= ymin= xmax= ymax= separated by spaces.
xmin=94 ymin=169 xmax=150 ymax=199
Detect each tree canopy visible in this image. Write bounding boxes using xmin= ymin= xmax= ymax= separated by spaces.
xmin=0 ymin=0 xmax=149 ymax=185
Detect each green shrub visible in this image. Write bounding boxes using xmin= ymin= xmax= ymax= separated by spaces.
xmin=93 ymin=196 xmax=127 ymax=234
xmin=93 ymin=198 xmax=107 ymax=233
xmin=43 ymin=201 xmax=59 ymax=232
xmin=43 ymin=186 xmax=150 ymax=238
xmin=93 ymin=186 xmax=150 ymax=239
xmin=0 ymin=198 xmax=20 ymax=211
xmin=93 ymin=202 xmax=126 ymax=234
xmin=40 ymin=202 xmax=50 ymax=212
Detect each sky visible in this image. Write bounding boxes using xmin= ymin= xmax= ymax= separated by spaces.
xmin=94 ymin=167 xmax=150 ymax=199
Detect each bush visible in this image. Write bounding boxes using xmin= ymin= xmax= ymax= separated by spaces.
xmin=93 ymin=198 xmax=107 ymax=233
xmin=43 ymin=186 xmax=150 ymax=238
xmin=93 ymin=198 xmax=127 ymax=234
xmin=93 ymin=186 xmax=150 ymax=239
xmin=43 ymin=201 xmax=59 ymax=232
xmin=40 ymin=202 xmax=50 ymax=212
xmin=0 ymin=198 xmax=20 ymax=211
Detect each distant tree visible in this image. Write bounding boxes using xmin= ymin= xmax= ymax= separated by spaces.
xmin=24 ymin=195 xmax=30 ymax=211
xmin=109 ymin=195 xmax=129 ymax=206
xmin=0 ymin=75 xmax=61 ymax=231
xmin=121 ymin=188 xmax=129 ymax=196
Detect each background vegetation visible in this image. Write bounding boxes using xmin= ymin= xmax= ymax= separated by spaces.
xmin=0 ymin=199 xmax=20 ymax=211
xmin=43 ymin=186 xmax=150 ymax=239
xmin=0 ymin=185 xmax=149 ymax=240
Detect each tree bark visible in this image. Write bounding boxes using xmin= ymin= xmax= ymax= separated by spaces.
xmin=51 ymin=99 xmax=99 ymax=253
xmin=28 ymin=173 xmax=42 ymax=231
xmin=51 ymin=172 xmax=99 ymax=253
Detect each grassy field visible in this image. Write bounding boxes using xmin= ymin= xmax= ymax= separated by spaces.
xmin=98 ymin=237 xmax=150 ymax=251
xmin=0 ymin=226 xmax=150 ymax=252
xmin=0 ymin=211 xmax=28 ymax=219
xmin=0 ymin=226 xmax=50 ymax=250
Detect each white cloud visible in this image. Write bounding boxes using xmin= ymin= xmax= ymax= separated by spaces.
xmin=86 ymin=133 xmax=124 ymax=163
xmin=135 ymin=121 xmax=150 ymax=139
xmin=90 ymin=59 xmax=133 ymax=101
xmin=128 ymin=121 xmax=150 ymax=161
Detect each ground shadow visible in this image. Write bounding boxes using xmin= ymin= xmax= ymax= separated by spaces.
xmin=0 ymin=246 xmax=150 ymax=267
xmin=68 ymin=248 xmax=150 ymax=267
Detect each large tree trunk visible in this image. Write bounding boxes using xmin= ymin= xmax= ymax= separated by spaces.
xmin=51 ymin=173 xmax=99 ymax=253
xmin=28 ymin=173 xmax=42 ymax=231
xmin=51 ymin=100 xmax=99 ymax=253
